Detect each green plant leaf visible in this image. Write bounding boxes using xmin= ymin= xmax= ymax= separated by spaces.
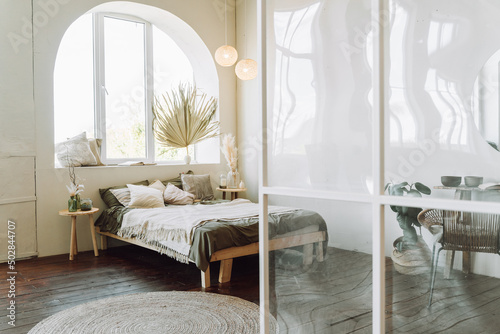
xmin=414 ymin=182 xmax=431 ymax=195
xmin=407 ymin=189 xmax=422 ymax=197
xmin=393 ymin=182 xmax=409 ymax=190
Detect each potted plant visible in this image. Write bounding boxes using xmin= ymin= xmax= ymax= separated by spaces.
xmin=152 ymin=83 xmax=220 ymax=164
xmin=385 ymin=181 xmax=432 ymax=274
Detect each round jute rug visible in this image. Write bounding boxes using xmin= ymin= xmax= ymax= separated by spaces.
xmin=28 ymin=291 xmax=277 ymax=333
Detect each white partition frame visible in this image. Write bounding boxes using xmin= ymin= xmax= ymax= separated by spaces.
xmin=257 ymin=0 xmax=500 ymax=333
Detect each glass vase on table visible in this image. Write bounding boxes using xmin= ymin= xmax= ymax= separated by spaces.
xmin=227 ymin=169 xmax=240 ymax=189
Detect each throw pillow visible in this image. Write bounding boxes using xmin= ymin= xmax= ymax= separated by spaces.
xmin=149 ymin=179 xmax=167 ymax=193
xmin=55 ymin=132 xmax=97 ymax=167
xmin=99 ymin=180 xmax=149 ymax=208
xmin=109 ymin=187 xmax=132 ymax=207
xmin=161 ymin=170 xmax=194 ymax=189
xmin=181 ymin=174 xmax=214 ymax=201
xmin=127 ymin=184 xmax=164 ymax=208
xmin=88 ymin=138 xmax=104 ymax=166
xmin=163 ymin=183 xmax=195 ymax=205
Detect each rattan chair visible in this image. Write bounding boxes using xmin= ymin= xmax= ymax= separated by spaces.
xmin=417 ymin=208 xmax=500 ymax=306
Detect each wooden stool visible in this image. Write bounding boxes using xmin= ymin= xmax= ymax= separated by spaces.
xmin=59 ymin=208 xmax=100 ymax=260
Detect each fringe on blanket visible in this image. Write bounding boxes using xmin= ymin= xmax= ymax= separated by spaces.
xmin=118 ymin=224 xmax=192 ymax=245
xmin=148 ymin=242 xmax=190 ymax=264
xmin=117 ymin=226 xmax=191 ymax=264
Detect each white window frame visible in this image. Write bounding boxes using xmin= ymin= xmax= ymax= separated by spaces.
xmin=92 ymin=13 xmax=157 ymax=165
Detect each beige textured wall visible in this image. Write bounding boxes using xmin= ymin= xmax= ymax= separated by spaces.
xmin=0 ymin=0 xmax=37 ymax=261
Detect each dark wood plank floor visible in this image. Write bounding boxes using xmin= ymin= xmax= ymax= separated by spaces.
xmin=2 ymin=246 xmax=500 ymax=333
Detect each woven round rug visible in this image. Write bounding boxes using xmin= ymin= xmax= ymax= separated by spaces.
xmin=28 ymin=291 xmax=277 ymax=333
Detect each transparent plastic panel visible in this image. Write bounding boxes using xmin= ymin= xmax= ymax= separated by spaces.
xmin=385 ymin=205 xmax=500 ymax=332
xmin=385 ymin=0 xmax=500 ymax=202
xmin=266 ymin=1 xmax=373 ymax=193
xmin=266 ymin=195 xmax=372 ymax=332
xmin=104 ymin=16 xmax=146 ymax=159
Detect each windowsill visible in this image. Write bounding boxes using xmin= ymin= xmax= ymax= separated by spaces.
xmin=54 ymin=161 xmax=221 ymax=169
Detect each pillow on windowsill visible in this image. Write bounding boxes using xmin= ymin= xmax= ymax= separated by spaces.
xmin=181 ymin=174 xmax=214 ymax=201
xmin=55 ymin=132 xmax=97 ymax=167
xmin=163 ymin=183 xmax=195 ymax=205
xmin=127 ymin=184 xmax=164 ymax=208
xmin=88 ymin=138 xmax=105 ymax=166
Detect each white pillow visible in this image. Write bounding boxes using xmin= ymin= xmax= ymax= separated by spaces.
xmin=88 ymin=138 xmax=104 ymax=166
xmin=127 ymin=184 xmax=164 ymax=208
xmin=55 ymin=132 xmax=97 ymax=167
xmin=163 ymin=183 xmax=195 ymax=205
xmin=149 ymin=179 xmax=166 ymax=193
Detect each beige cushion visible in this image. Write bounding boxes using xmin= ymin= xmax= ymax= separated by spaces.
xmin=181 ymin=174 xmax=214 ymax=200
xmin=163 ymin=183 xmax=195 ymax=205
xmin=55 ymin=132 xmax=97 ymax=167
xmin=127 ymin=184 xmax=164 ymax=208
xmin=149 ymin=179 xmax=166 ymax=193
xmin=88 ymin=138 xmax=104 ymax=166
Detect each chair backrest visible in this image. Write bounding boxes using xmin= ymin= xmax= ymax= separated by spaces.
xmin=442 ymin=210 xmax=500 ymax=254
xmin=418 ymin=209 xmax=500 ymax=254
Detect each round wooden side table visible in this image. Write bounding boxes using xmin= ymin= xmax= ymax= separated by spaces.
xmin=58 ymin=208 xmax=99 ymax=260
xmin=216 ymin=188 xmax=247 ymax=201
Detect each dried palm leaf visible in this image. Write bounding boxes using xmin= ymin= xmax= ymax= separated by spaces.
xmin=153 ymin=83 xmax=219 ymax=155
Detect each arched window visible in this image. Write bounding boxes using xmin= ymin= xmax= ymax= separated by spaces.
xmin=54 ymin=12 xmax=196 ymax=163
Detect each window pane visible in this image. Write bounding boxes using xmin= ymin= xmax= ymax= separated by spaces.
xmin=104 ymin=16 xmax=146 ymax=159
xmin=267 ymin=2 xmax=372 ymax=193
xmin=267 ymin=196 xmax=373 ymax=332
xmin=152 ymin=25 xmax=194 ymax=161
xmin=54 ymin=14 xmax=94 ymax=143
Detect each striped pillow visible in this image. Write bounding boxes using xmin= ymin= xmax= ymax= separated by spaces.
xmin=109 ymin=188 xmax=132 ymax=206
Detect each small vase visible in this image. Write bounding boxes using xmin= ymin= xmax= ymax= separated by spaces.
xmin=227 ymin=169 xmax=240 ymax=189
xmin=80 ymin=198 xmax=93 ymax=211
xmin=184 ymin=154 xmax=191 ymax=164
xmin=68 ymin=196 xmax=78 ymax=212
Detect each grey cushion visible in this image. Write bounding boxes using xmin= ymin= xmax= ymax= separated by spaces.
xmin=181 ymin=174 xmax=214 ymax=200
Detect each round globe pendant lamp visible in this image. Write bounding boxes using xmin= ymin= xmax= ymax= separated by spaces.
xmin=235 ymin=0 xmax=257 ymax=80
xmin=215 ymin=0 xmax=238 ymax=67
xmin=235 ymin=58 xmax=257 ymax=80
xmin=215 ymin=45 xmax=238 ymax=67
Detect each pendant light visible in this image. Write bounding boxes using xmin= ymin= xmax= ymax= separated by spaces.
xmin=235 ymin=0 xmax=257 ymax=80
xmin=215 ymin=0 xmax=238 ymax=67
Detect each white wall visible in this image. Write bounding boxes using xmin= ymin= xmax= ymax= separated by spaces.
xmin=236 ymin=0 xmax=259 ymax=202
xmin=1 ymin=0 xmax=237 ymax=258
xmin=0 ymin=0 xmax=37 ymax=261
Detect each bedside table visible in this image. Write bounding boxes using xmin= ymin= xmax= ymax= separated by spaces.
xmin=216 ymin=188 xmax=247 ymax=201
xmin=58 ymin=208 xmax=99 ymax=260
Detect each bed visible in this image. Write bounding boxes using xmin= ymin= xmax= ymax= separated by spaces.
xmin=94 ymin=177 xmax=328 ymax=288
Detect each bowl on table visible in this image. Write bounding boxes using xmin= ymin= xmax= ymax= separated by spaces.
xmin=464 ymin=176 xmax=483 ymax=187
xmin=441 ymin=176 xmax=462 ymax=187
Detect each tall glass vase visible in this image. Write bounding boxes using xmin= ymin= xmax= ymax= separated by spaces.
xmin=68 ymin=196 xmax=78 ymax=212
xmin=227 ymin=169 xmax=240 ymax=189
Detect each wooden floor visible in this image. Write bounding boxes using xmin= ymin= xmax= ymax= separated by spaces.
xmin=1 ymin=246 xmax=500 ymax=333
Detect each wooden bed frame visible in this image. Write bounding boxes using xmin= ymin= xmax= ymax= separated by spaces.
xmin=95 ymin=227 xmax=327 ymax=288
